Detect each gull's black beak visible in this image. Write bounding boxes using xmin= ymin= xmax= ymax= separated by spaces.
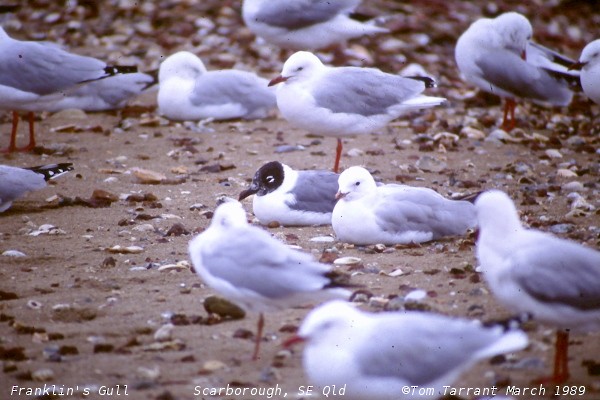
xmin=238 ymin=181 xmax=260 ymax=201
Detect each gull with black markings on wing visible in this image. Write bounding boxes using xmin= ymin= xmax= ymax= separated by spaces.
xmin=570 ymin=38 xmax=600 ymax=105
xmin=455 ymin=12 xmax=579 ymax=131
xmin=242 ymin=0 xmax=388 ymax=51
xmin=188 ymin=200 xmax=350 ymax=360
xmin=0 ymin=163 xmax=73 ymax=212
xmin=475 ymin=189 xmax=600 ymax=383
xmin=284 ymin=300 xmax=528 ymax=400
xmin=238 ymin=161 xmax=338 ymax=226
xmin=0 ymin=27 xmax=137 ymax=152
xmin=268 ymin=51 xmax=445 ymax=173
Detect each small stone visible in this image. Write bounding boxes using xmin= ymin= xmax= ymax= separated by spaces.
xmin=333 ymin=256 xmax=362 ymax=265
xmin=562 ymin=181 xmax=584 ymax=192
xmin=310 ymin=236 xmax=335 ymax=242
xmin=2 ymin=250 xmax=26 ymax=257
xmin=545 ymin=149 xmax=562 ymax=159
xmin=200 ymin=360 xmax=227 ymax=373
xmin=203 ymin=296 xmax=245 ymax=319
xmin=405 ymin=289 xmax=427 ymax=301
xmin=154 ymin=324 xmax=174 ymax=342
xmin=346 ymin=148 xmax=364 ymax=157
xmin=556 ymin=169 xmax=577 ymax=178
xmin=460 ymin=126 xmax=486 ymax=140
xmin=32 ymin=368 xmax=54 ymax=381
xmin=131 ymin=167 xmax=166 ymax=184
xmin=415 ymin=155 xmax=447 ymax=172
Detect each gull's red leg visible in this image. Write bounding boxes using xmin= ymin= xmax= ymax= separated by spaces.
xmin=2 ymin=111 xmax=20 ymax=153
xmin=252 ymin=312 xmax=265 ymax=361
xmin=333 ymin=138 xmax=343 ymax=173
xmin=533 ymin=329 xmax=570 ymax=384
xmin=501 ymin=99 xmax=516 ymax=131
xmin=19 ymin=111 xmax=37 ymax=151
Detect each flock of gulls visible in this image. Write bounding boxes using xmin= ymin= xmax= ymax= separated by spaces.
xmin=1 ymin=1 xmax=600 ymax=399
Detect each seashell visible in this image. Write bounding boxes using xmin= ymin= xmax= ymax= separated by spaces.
xmin=309 ymin=236 xmax=335 ymax=242
xmin=2 ymin=250 xmax=26 ymax=257
xmin=333 ymin=256 xmax=362 ymax=266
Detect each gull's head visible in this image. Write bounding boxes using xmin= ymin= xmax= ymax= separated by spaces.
xmin=335 ymin=166 xmax=377 ymax=201
xmin=239 ymin=161 xmax=286 ymax=200
xmin=159 ymin=51 xmax=207 ymax=83
xmin=268 ymin=51 xmax=324 ymax=86
xmin=474 ymin=190 xmax=522 ymax=237
xmin=284 ymin=300 xmax=359 ymax=347
xmin=210 ymin=200 xmax=249 ymax=229
xmin=578 ymin=39 xmax=600 ymax=70
xmin=493 ymin=12 xmax=532 ymax=57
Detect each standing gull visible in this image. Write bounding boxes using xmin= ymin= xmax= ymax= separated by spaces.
xmin=284 ymin=301 xmax=528 ymax=400
xmin=0 ymin=27 xmax=137 ymax=152
xmin=242 ymin=0 xmax=388 ymax=51
xmin=269 ymin=51 xmax=445 ymax=172
xmin=455 ymin=12 xmax=578 ymax=131
xmin=157 ymin=51 xmax=276 ymax=121
xmin=0 ymin=163 xmax=73 ymax=212
xmin=188 ymin=200 xmax=349 ymax=360
xmin=332 ymin=166 xmax=476 ymax=245
xmin=238 ymin=161 xmax=338 ymax=226
xmin=475 ymin=190 xmax=600 ymax=383
xmin=570 ymin=39 xmax=600 ymax=104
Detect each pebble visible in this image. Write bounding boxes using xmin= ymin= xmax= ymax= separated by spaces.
xmin=2 ymin=250 xmax=26 ymax=257
xmin=32 ymin=368 xmax=54 ymax=381
xmin=460 ymin=126 xmax=486 ymax=140
xmin=157 ymin=261 xmax=190 ymax=272
xmin=415 ymin=155 xmax=447 ymax=173
xmin=346 ymin=148 xmax=365 ymax=157
xmin=405 ymin=289 xmax=427 ymax=301
xmin=203 ymin=296 xmax=245 ymax=319
xmin=106 ymin=245 xmax=144 ymax=254
xmin=545 ymin=149 xmax=562 ymax=159
xmin=154 ymin=324 xmax=174 ymax=342
xmin=333 ymin=256 xmax=362 ymax=266
xmin=309 ymin=236 xmax=335 ymax=242
xmin=556 ymin=169 xmax=577 ymax=178
xmin=562 ymin=181 xmax=585 ymax=192
xmin=201 ymin=360 xmax=227 ymax=373
xmin=131 ymin=167 xmax=166 ymax=184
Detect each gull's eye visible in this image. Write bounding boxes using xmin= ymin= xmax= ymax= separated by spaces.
xmin=266 ymin=175 xmax=275 ymax=184
xmin=297 ymin=66 xmax=304 ymax=72
xmin=355 ymin=181 xmax=360 ymax=186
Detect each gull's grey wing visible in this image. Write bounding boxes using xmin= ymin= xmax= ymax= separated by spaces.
xmin=527 ymin=41 xmax=576 ymax=70
xmin=287 ymin=170 xmax=338 ymax=213
xmin=190 ymin=70 xmax=275 ymax=110
xmin=357 ymin=314 xmax=503 ymax=385
xmin=47 ymin=72 xmax=156 ymax=111
xmin=199 ymin=226 xmax=330 ymax=299
xmin=0 ymin=166 xmax=46 ymax=210
xmin=511 ymin=234 xmax=600 ymax=311
xmin=312 ymin=67 xmax=426 ymax=116
xmin=252 ymin=0 xmax=359 ymax=30
xmin=0 ymin=38 xmax=108 ymax=95
xmin=474 ymin=49 xmax=572 ymax=105
xmin=373 ymin=186 xmax=476 ymax=238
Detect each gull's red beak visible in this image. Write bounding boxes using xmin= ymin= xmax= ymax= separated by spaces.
xmin=335 ymin=191 xmax=347 ymax=200
xmin=521 ymin=49 xmax=526 ymax=61
xmin=282 ymin=334 xmax=305 ymax=348
xmin=568 ymin=61 xmax=586 ymax=71
xmin=268 ymin=75 xmax=288 ymax=86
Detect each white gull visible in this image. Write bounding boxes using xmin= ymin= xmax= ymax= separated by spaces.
xmin=188 ymin=200 xmax=349 ymax=359
xmin=455 ymin=12 xmax=578 ymax=131
xmin=475 ymin=189 xmax=600 ymax=383
xmin=284 ymin=300 xmax=528 ymax=400
xmin=332 ymin=166 xmax=476 ymax=245
xmin=269 ymin=51 xmax=445 ymax=172
xmin=242 ymin=0 xmax=388 ymax=51
xmin=157 ymin=51 xmax=276 ymax=121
